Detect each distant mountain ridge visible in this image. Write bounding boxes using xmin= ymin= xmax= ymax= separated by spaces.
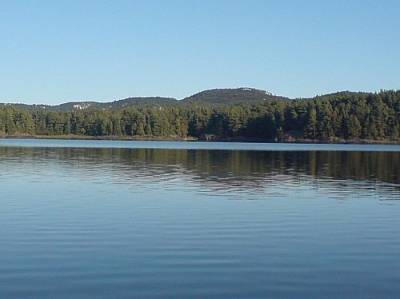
xmin=0 ymin=97 xmax=179 ymax=112
xmin=181 ymin=88 xmax=289 ymax=105
xmin=1 ymin=88 xmax=287 ymax=111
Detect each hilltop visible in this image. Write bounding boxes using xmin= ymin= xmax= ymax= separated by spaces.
xmin=0 ymin=88 xmax=286 ymax=111
xmin=181 ymin=88 xmax=289 ymax=105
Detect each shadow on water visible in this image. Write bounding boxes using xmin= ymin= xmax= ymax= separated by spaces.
xmin=1 ymin=146 xmax=399 ymax=199
xmin=0 ymin=144 xmax=399 ymax=299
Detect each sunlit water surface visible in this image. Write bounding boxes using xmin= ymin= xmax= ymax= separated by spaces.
xmin=0 ymin=140 xmax=399 ymax=298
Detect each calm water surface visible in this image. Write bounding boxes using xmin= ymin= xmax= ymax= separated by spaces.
xmin=0 ymin=139 xmax=399 ymax=298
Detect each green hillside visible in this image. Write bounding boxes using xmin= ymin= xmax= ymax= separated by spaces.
xmin=0 ymin=88 xmax=287 ymax=111
xmin=181 ymin=88 xmax=288 ymax=105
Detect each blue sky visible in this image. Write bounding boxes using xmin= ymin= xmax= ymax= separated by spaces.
xmin=1 ymin=0 xmax=400 ymax=104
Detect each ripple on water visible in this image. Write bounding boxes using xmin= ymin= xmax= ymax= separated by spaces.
xmin=0 ymin=144 xmax=399 ymax=298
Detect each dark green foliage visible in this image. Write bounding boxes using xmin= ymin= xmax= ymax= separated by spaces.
xmin=0 ymin=97 xmax=179 ymax=112
xmin=0 ymin=90 xmax=399 ymax=142
xmin=181 ymin=88 xmax=289 ymax=106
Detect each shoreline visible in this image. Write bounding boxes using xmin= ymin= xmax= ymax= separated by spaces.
xmin=1 ymin=134 xmax=399 ymax=145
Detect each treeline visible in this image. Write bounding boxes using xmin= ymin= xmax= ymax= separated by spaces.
xmin=0 ymin=90 xmax=399 ymax=142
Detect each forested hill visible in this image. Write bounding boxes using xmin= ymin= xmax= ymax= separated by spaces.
xmin=0 ymin=97 xmax=178 ymax=112
xmin=0 ymin=89 xmax=399 ymax=143
xmin=0 ymin=88 xmax=284 ymax=111
xmin=181 ymin=88 xmax=288 ymax=105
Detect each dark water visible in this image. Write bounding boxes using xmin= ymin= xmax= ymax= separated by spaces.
xmin=0 ymin=140 xmax=399 ymax=298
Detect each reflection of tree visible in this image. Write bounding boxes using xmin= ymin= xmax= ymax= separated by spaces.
xmin=0 ymin=147 xmax=399 ymax=195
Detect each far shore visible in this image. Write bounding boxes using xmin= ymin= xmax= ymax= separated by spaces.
xmin=1 ymin=133 xmax=399 ymax=145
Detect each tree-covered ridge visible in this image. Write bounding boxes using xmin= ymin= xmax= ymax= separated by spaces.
xmin=181 ymin=88 xmax=289 ymax=105
xmin=0 ymin=90 xmax=399 ymax=142
xmin=0 ymin=97 xmax=179 ymax=112
xmin=0 ymin=88 xmax=284 ymax=112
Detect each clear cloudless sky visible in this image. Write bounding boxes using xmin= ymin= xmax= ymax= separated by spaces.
xmin=1 ymin=0 xmax=400 ymax=104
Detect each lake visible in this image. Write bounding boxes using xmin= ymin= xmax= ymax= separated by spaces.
xmin=0 ymin=139 xmax=399 ymax=298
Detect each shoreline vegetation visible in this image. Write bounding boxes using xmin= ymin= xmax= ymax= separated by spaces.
xmin=1 ymin=133 xmax=399 ymax=145
xmin=1 ymin=89 xmax=399 ymax=144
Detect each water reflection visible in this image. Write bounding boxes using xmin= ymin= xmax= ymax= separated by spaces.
xmin=1 ymin=144 xmax=399 ymax=299
xmin=0 ymin=146 xmax=398 ymax=200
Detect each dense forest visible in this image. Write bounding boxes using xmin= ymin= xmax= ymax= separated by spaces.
xmin=0 ymin=89 xmax=399 ymax=142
